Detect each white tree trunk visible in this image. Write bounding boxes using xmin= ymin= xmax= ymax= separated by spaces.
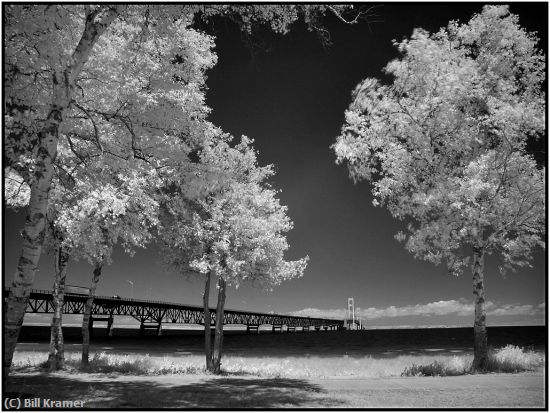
xmin=472 ymin=246 xmax=488 ymax=371
xmin=4 ymin=7 xmax=120 ymax=373
xmin=212 ymin=277 xmax=227 ymax=374
xmin=81 ymin=263 xmax=102 ymax=365
xmin=4 ymin=178 xmax=52 ymax=372
xmin=48 ymin=243 xmax=70 ymax=371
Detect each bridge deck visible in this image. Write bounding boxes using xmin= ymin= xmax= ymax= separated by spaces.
xmin=4 ymin=289 xmax=343 ymax=332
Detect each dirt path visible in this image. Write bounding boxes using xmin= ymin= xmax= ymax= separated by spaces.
xmin=4 ymin=371 xmax=544 ymax=409
xmin=311 ymin=373 xmax=545 ymax=408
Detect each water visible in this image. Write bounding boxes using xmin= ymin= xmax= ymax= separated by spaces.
xmin=17 ymin=325 xmax=546 ymax=358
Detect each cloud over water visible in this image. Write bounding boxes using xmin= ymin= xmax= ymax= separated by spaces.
xmin=289 ymin=299 xmax=545 ymax=327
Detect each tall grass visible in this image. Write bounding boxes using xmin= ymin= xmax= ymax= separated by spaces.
xmin=11 ymin=345 xmax=544 ymax=378
xmin=13 ymin=351 xmax=457 ymax=377
xmin=401 ymin=357 xmax=470 ymax=377
xmin=13 ymin=352 xmax=204 ymax=375
xmin=401 ymin=345 xmax=544 ymax=376
xmin=485 ymin=345 xmax=545 ymax=373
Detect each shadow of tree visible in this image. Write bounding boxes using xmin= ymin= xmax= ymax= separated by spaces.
xmin=5 ymin=374 xmax=345 ymax=409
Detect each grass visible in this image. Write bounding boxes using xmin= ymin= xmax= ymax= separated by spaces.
xmin=401 ymin=345 xmax=544 ymax=377
xmin=11 ymin=345 xmax=544 ymax=378
xmin=485 ymin=345 xmax=545 ymax=373
xmin=13 ymin=351 xmax=465 ymax=378
xmin=14 ymin=352 xmax=204 ymax=375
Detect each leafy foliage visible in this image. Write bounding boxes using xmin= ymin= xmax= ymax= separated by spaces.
xmin=50 ymin=165 xmax=160 ymax=266
xmin=162 ymin=135 xmax=308 ymax=289
xmin=333 ymin=5 xmax=545 ymax=275
xmin=4 ymin=4 xmax=326 ymax=271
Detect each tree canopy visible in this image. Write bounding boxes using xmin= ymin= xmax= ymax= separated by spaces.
xmin=162 ymin=135 xmax=308 ymax=290
xmin=333 ymin=5 xmax=545 ymax=276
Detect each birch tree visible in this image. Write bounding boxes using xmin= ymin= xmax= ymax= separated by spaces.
xmin=162 ymin=136 xmax=308 ymax=373
xmin=4 ymin=5 xmax=122 ymax=371
xmin=5 ymin=169 xmax=70 ymax=372
xmin=333 ymin=6 xmax=545 ymax=370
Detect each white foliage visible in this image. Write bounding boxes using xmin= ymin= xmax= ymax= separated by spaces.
xmin=333 ymin=5 xmax=545 ymax=275
xmin=162 ymin=135 xmax=308 ymax=289
xmin=4 ymin=167 xmax=31 ymax=208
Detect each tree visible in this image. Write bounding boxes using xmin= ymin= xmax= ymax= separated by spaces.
xmin=53 ymin=163 xmax=159 ymax=365
xmin=4 ymin=4 xmax=118 ymax=371
xmin=46 ymin=229 xmax=70 ymax=371
xmin=333 ymin=5 xmax=545 ymax=370
xmin=162 ymin=136 xmax=308 ymax=373
xmin=4 ymin=3 xmax=363 ymax=372
xmin=5 ymin=168 xmax=71 ymax=371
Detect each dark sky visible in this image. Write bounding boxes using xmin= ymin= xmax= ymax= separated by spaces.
xmin=4 ymin=3 xmax=547 ymax=328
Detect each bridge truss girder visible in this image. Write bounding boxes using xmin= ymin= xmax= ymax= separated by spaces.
xmin=5 ymin=289 xmax=344 ymax=331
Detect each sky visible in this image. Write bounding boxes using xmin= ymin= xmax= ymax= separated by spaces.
xmin=3 ymin=3 xmax=547 ymax=329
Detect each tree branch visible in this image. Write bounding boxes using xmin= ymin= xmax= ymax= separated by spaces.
xmin=71 ymin=101 xmax=103 ymax=153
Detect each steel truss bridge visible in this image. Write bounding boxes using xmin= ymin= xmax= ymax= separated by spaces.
xmin=4 ymin=288 xmax=344 ymax=336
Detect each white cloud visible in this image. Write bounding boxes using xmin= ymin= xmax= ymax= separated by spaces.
xmin=290 ymin=308 xmax=348 ymax=319
xmin=289 ymin=299 xmax=545 ymax=320
xmin=487 ymin=303 xmax=544 ymax=317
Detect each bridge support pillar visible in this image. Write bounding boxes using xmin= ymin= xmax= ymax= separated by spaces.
xmin=314 ymin=326 xmax=321 ymax=332
xmin=323 ymin=326 xmax=328 ymax=331
xmin=246 ymin=324 xmax=260 ymax=334
xmin=89 ymin=315 xmax=114 ymax=338
xmin=106 ymin=316 xmax=114 ymax=336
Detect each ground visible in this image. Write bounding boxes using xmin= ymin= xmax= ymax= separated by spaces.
xmin=5 ymin=371 xmax=545 ymax=409
xmin=8 ymin=330 xmax=545 ymax=408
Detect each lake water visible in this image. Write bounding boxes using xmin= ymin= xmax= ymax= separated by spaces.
xmin=17 ymin=325 xmax=546 ymax=358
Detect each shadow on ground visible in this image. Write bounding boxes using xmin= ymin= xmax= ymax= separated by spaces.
xmin=5 ymin=374 xmax=344 ymax=408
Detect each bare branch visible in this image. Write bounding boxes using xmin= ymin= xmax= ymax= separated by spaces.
xmin=71 ymin=101 xmax=103 ymax=153
xmin=328 ymin=5 xmax=382 ymax=25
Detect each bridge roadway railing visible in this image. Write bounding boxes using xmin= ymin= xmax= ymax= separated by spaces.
xmin=4 ymin=288 xmax=343 ymax=333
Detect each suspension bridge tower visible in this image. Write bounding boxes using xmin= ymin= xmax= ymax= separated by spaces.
xmin=346 ymin=297 xmax=355 ymax=330
xmin=345 ymin=297 xmax=364 ymax=330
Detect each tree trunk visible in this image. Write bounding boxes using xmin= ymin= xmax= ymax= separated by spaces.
xmin=48 ymin=243 xmax=70 ymax=371
xmin=202 ymin=271 xmax=213 ymax=372
xmin=3 ymin=8 xmax=120 ymax=374
xmin=82 ymin=263 xmax=102 ymax=365
xmin=4 ymin=136 xmax=58 ymax=374
xmin=472 ymin=246 xmax=488 ymax=371
xmin=212 ymin=277 xmax=227 ymax=374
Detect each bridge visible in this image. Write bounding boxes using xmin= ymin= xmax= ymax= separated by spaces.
xmin=4 ymin=288 xmax=344 ymax=336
